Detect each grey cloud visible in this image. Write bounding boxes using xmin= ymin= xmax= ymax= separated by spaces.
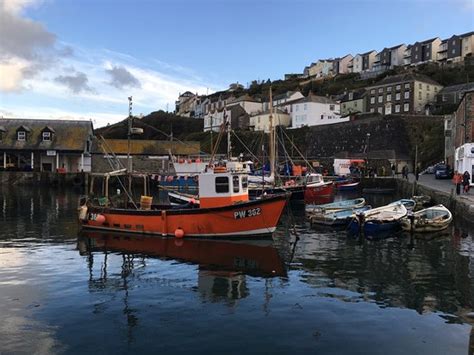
xmin=105 ymin=66 xmax=141 ymax=89
xmin=54 ymin=71 xmax=95 ymax=94
xmin=0 ymin=11 xmax=56 ymax=61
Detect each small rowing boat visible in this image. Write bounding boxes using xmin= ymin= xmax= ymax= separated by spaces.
xmin=307 ymin=197 xmax=366 ymax=214
xmin=349 ymin=203 xmax=407 ymax=235
xmin=400 ymin=204 xmax=452 ymax=233
xmin=310 ymin=205 xmax=372 ymax=226
xmin=337 ymin=181 xmax=360 ymax=191
xmin=389 ymin=199 xmax=416 ymax=211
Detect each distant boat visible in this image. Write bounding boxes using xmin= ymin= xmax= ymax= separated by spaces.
xmin=389 ymin=199 xmax=416 ymax=211
xmin=349 ymin=203 xmax=407 ymax=235
xmin=310 ymin=205 xmax=372 ymax=226
xmin=400 ymin=204 xmax=452 ymax=233
xmin=362 ymin=187 xmax=395 ymax=194
xmin=307 ymin=197 xmax=366 ymax=214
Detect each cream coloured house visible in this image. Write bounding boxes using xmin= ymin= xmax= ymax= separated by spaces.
xmin=249 ymin=109 xmax=291 ymax=132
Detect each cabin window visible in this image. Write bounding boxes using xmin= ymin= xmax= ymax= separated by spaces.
xmin=17 ymin=131 xmax=26 ymax=141
xmin=233 ymin=176 xmax=240 ymax=193
xmin=42 ymin=131 xmax=51 ymax=141
xmin=215 ymin=176 xmax=229 ymax=193
xmin=242 ymin=176 xmax=248 ymax=190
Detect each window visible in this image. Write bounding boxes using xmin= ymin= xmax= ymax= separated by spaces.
xmin=233 ymin=176 xmax=240 ymax=193
xmin=370 ymin=108 xmax=375 ymax=113
xmin=320 ymin=115 xmax=324 ymax=119
xmin=215 ymin=176 xmax=229 ymax=193
xmin=395 ymin=104 xmax=400 ymax=113
xmin=378 ymin=107 xmax=383 ymax=114
xmin=387 ymin=87 xmax=392 ymax=92
xmin=418 ymin=91 xmax=422 ymax=100
xmin=370 ymin=89 xmax=375 ymax=94
xmin=404 ymin=91 xmax=410 ymax=99
xmin=415 ymin=47 xmax=418 ymax=51
xmin=304 ymin=104 xmax=307 ymax=110
xmin=452 ymin=40 xmax=456 ymax=45
xmin=395 ymin=93 xmax=401 ymax=100
xmin=295 ymin=105 xmax=299 ymax=112
xmin=329 ymin=104 xmax=335 ymax=111
xmin=396 ymin=85 xmax=401 ymax=90
xmin=434 ymin=87 xmax=438 ymax=92
xmin=370 ymin=97 xmax=375 ymax=104
xmin=387 ymin=94 xmax=392 ymax=102
xmin=242 ymin=176 xmax=248 ymax=190
xmin=378 ymin=88 xmax=383 ymax=93
xmin=378 ymin=96 xmax=383 ymax=103
xmin=426 ymin=85 xmax=430 ymax=91
xmin=404 ymin=83 xmax=410 ymax=89
xmin=419 ymin=83 xmax=422 ymax=89
xmin=404 ymin=103 xmax=409 ymax=112
xmin=354 ymin=101 xmax=358 ymax=107
xmin=17 ymin=131 xmax=26 ymax=141
xmin=348 ymin=93 xmax=353 ymax=100
xmin=442 ymin=94 xmax=447 ymax=102
xmin=415 ymin=55 xmax=418 ymax=60
xmin=42 ymin=131 xmax=51 ymax=141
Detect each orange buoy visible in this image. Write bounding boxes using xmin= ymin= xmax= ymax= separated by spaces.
xmin=95 ymin=214 xmax=106 ymax=224
xmin=174 ymin=228 xmax=185 ymax=238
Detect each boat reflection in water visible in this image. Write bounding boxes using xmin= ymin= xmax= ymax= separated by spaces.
xmin=77 ymin=231 xmax=287 ymax=302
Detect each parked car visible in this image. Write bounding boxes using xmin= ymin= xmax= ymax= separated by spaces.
xmin=434 ymin=164 xmax=452 ymax=179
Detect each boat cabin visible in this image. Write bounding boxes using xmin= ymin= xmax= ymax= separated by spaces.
xmin=199 ymin=164 xmax=249 ymax=208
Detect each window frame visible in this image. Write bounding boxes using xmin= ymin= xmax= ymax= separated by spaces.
xmin=232 ymin=175 xmax=240 ymax=193
xmin=42 ymin=131 xmax=51 ymax=141
xmin=17 ymin=131 xmax=26 ymax=141
xmin=215 ymin=176 xmax=229 ymax=193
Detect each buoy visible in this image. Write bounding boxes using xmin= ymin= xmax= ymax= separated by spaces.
xmin=95 ymin=214 xmax=106 ymax=224
xmin=190 ymin=198 xmax=196 ymax=205
xmin=174 ymin=228 xmax=185 ymax=239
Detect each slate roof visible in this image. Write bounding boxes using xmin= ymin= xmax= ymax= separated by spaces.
xmin=93 ymin=139 xmax=200 ymax=155
xmin=340 ymin=89 xmax=367 ymax=102
xmin=438 ymin=82 xmax=474 ymax=94
xmin=367 ymin=73 xmax=442 ymax=88
xmin=283 ymin=93 xmax=337 ymax=106
xmin=0 ymin=119 xmax=93 ymax=152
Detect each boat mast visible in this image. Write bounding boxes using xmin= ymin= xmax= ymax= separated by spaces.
xmin=226 ymin=106 xmax=232 ymax=159
xmin=269 ymin=87 xmax=276 ymax=182
xmin=127 ymin=96 xmax=133 ymax=199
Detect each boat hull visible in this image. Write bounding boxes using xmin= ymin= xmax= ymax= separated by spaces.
xmin=304 ymin=182 xmax=334 ymax=203
xmin=81 ymin=194 xmax=288 ymax=238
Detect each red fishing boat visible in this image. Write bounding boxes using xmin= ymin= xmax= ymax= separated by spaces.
xmin=303 ymin=173 xmax=334 ymax=203
xmin=79 ymin=164 xmax=289 ymax=238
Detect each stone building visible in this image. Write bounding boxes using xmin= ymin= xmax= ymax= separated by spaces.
xmin=365 ymin=73 xmax=443 ymax=115
xmin=0 ymin=118 xmax=93 ymax=172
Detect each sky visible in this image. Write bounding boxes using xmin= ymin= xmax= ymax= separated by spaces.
xmin=0 ymin=0 xmax=473 ymax=128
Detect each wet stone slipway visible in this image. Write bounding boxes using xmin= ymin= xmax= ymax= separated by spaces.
xmin=0 ymin=186 xmax=473 ymax=354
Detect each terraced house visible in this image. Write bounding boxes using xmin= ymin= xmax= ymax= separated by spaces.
xmin=365 ymin=73 xmax=443 ymax=115
xmin=0 ymin=119 xmax=94 ymax=172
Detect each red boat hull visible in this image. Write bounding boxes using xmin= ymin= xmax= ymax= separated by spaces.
xmin=304 ymin=182 xmax=334 ymax=204
xmin=82 ymin=194 xmax=288 ymax=238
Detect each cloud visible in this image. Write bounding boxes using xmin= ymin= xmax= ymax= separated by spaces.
xmin=105 ymin=65 xmax=141 ymax=89
xmin=0 ymin=0 xmax=72 ymax=92
xmin=54 ymin=71 xmax=95 ymax=94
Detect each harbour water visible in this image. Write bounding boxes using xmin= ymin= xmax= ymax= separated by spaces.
xmin=1 ymin=187 xmax=473 ymax=354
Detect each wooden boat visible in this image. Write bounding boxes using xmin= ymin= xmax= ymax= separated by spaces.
xmin=78 ymin=230 xmax=286 ymax=277
xmin=362 ymin=187 xmax=395 ymax=194
xmin=412 ymin=195 xmax=431 ymax=210
xmin=79 ymin=164 xmax=288 ymax=238
xmin=306 ymin=197 xmax=366 ymax=214
xmin=400 ymin=204 xmax=452 ymax=233
xmin=389 ymin=199 xmax=416 ymax=211
xmin=348 ymin=203 xmax=407 ymax=235
xmin=310 ymin=205 xmax=371 ymax=226
xmin=303 ymin=173 xmax=334 ymax=203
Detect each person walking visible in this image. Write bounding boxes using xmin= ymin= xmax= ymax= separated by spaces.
xmin=415 ymin=166 xmax=420 ymax=181
xmin=463 ymin=171 xmax=471 ymax=193
xmin=391 ymin=164 xmax=396 ymax=177
xmin=402 ymin=165 xmax=408 ymax=180
xmin=453 ymin=171 xmax=462 ymax=195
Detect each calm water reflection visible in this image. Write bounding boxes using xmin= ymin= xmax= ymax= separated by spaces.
xmin=0 ymin=186 xmax=473 ymax=354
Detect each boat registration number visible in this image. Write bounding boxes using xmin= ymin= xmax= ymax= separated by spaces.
xmin=234 ymin=207 xmax=261 ymax=219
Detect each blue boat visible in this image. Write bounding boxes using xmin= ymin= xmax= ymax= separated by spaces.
xmin=348 ymin=203 xmax=408 ymax=235
xmin=311 ymin=205 xmax=371 ymax=226
xmin=307 ymin=197 xmax=366 ymax=213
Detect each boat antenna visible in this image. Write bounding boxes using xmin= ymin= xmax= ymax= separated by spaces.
xmin=269 ymin=86 xmax=276 ymax=184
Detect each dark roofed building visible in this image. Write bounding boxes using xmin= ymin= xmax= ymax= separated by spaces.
xmin=0 ymin=118 xmax=94 ymax=172
xmin=435 ymin=82 xmax=474 ymax=113
xmin=340 ymin=89 xmax=367 ymax=116
xmin=365 ymin=73 xmax=443 ymax=115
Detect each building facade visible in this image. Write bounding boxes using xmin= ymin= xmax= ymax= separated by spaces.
xmin=249 ymin=110 xmax=291 ymax=132
xmin=340 ymin=90 xmax=367 ymax=116
xmin=0 ymin=119 xmax=94 ymax=172
xmin=365 ymin=74 xmax=443 ymax=115
xmin=332 ymin=54 xmax=353 ymax=75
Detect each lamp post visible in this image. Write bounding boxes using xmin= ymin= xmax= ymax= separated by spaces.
xmin=366 ymin=133 xmax=371 ymax=177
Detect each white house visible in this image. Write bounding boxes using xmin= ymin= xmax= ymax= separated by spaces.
xmin=278 ymin=94 xmax=348 ymax=128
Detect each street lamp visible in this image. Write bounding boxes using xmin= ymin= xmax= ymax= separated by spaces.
xmin=366 ymin=133 xmax=371 ymax=176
